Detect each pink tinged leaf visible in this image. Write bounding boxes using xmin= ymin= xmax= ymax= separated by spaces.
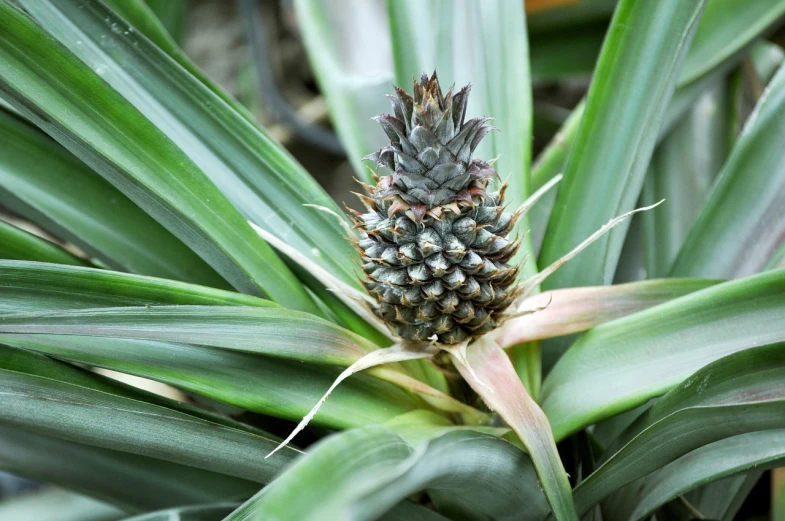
xmin=452 ymin=337 xmax=579 ymax=521
xmin=266 ymin=342 xmax=438 ymax=459
xmin=497 ymin=279 xmax=720 ymax=347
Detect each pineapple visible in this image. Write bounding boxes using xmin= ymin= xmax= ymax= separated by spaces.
xmin=353 ymin=72 xmax=519 ymax=345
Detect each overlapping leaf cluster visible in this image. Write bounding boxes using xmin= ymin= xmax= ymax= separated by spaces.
xmin=1 ymin=0 xmax=785 ymax=520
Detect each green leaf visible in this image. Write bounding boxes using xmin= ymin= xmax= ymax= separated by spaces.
xmin=614 ymin=42 xmax=782 ymax=285
xmin=538 ymin=0 xmax=706 ymax=290
xmin=541 ymin=268 xmax=785 ymax=440
xmin=387 ymin=0 xmax=535 ymax=277
xmin=0 ymin=346 xmax=301 ymax=480
xmin=102 ymin=0 xmax=259 ymax=127
xmin=140 ymin=0 xmax=187 ymax=43
xmin=687 ymin=473 xmax=762 ymax=521
xmin=2 ymin=333 xmax=420 ymax=429
xmin=530 ymin=2 xmax=784 ymax=257
xmin=294 ymin=0 xmax=391 ymax=185
xmin=605 ymin=430 xmax=785 ymax=521
xmin=0 ymin=276 xmax=473 ymax=420
xmin=0 ymin=488 xmax=125 ymax=521
xmin=497 ymin=278 xmax=719 ymax=347
xmin=0 ymin=220 xmax=87 ymax=266
xmin=671 ymin=61 xmax=785 ymax=278
xmin=226 ymin=427 xmax=546 ymax=521
xmin=0 ymin=305 xmax=375 ymax=366
xmin=530 ymin=57 xmax=747 ymax=246
xmin=568 ymin=343 xmax=785 ymax=516
xmin=680 ymin=0 xmax=785 ymax=86
xmin=0 ymin=427 xmax=255 ymax=513
xmin=0 ymin=261 xmax=272 ymax=314
xmin=382 ymin=409 xmax=508 ymax=447
xmin=20 ymin=0 xmax=384 ymax=334
xmin=455 ymin=337 xmax=577 ymax=521
xmin=0 ymin=111 xmax=227 ymax=285
xmin=639 ymin=82 xmax=729 ymax=278
xmin=0 ymin=268 xmax=421 ymax=429
xmin=0 ymin=0 xmax=317 ymax=312
xmin=119 ymin=504 xmax=238 ymax=521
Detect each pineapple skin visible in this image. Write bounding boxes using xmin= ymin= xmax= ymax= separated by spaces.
xmin=353 ymin=73 xmax=520 ymax=345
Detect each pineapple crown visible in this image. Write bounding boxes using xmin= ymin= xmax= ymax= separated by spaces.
xmin=365 ymin=72 xmax=499 ymax=212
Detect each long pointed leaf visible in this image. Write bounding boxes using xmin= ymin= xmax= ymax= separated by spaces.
xmin=0 ymin=221 xmax=87 ymax=266
xmin=569 ymin=343 xmax=785 ymax=516
xmin=671 ymin=60 xmax=785 ymax=277
xmin=1 ymin=333 xmax=421 ymax=429
xmin=227 ymin=427 xmax=545 ymax=521
xmin=17 ymin=0 xmax=361 ymax=294
xmin=0 ymin=261 xmax=272 ymax=314
xmin=0 ymin=346 xmax=301 ymax=480
xmin=542 ymin=268 xmax=785 ymax=439
xmin=605 ymin=430 xmax=785 ymax=521
xmin=0 ymin=109 xmax=226 ymax=285
xmin=0 ymin=1 xmax=316 ymax=312
xmin=0 ymin=266 xmax=419 ymax=430
xmin=639 ymin=82 xmax=729 ymax=278
xmin=538 ymin=0 xmax=706 ymax=289
xmin=680 ymin=0 xmax=785 ymax=86
xmin=530 ymin=1 xmax=785 ymax=255
xmin=455 ymin=337 xmax=578 ymax=521
xmin=0 ymin=306 xmax=373 ymax=366
xmin=0 ymin=427 xmax=256 ymax=513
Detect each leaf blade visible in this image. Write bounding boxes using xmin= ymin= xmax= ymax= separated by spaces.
xmin=538 ymin=0 xmax=707 ymax=289
xmin=0 ymin=109 xmax=226 ymax=285
xmin=541 ymin=268 xmax=785 ymax=440
xmin=0 ymin=221 xmax=87 ymax=266
xmin=0 ymin=0 xmax=317 ymax=312
xmin=455 ymin=337 xmax=578 ymax=521
xmin=227 ymin=427 xmax=546 ymax=521
xmin=570 ymin=343 xmax=785 ymax=515
xmin=605 ymin=430 xmax=785 ymax=521
xmin=671 ymin=60 xmax=785 ymax=278
xmin=497 ymin=278 xmax=719 ymax=346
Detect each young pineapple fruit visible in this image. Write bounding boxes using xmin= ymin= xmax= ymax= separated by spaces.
xmin=353 ymin=72 xmax=520 ymax=345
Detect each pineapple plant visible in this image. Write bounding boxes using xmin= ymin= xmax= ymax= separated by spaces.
xmin=1 ymin=0 xmax=785 ymax=520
